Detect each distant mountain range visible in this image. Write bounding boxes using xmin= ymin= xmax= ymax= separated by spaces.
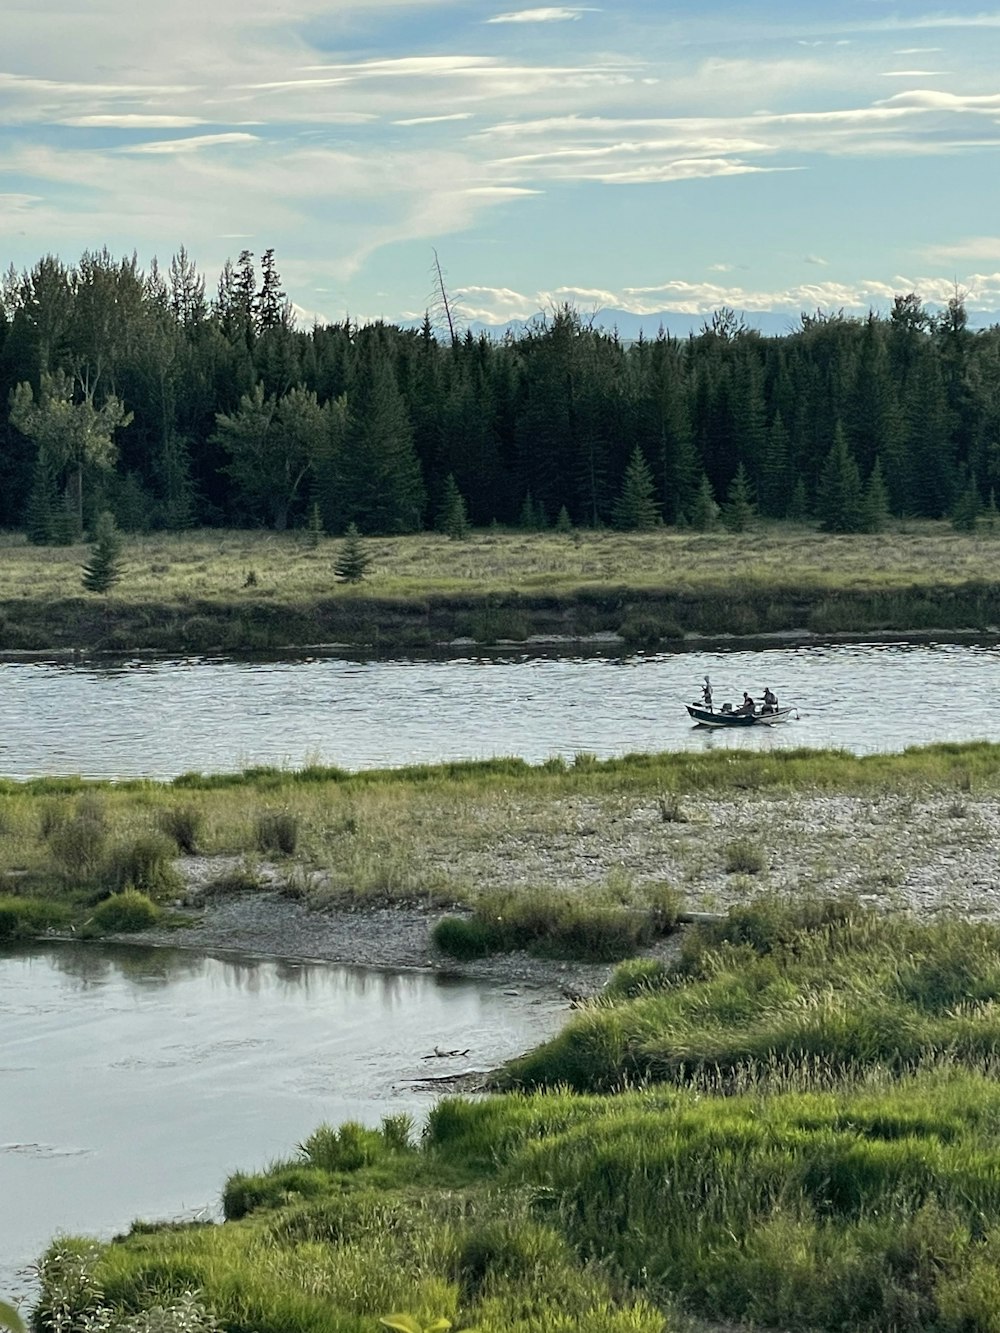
xmin=462 ymin=306 xmax=1000 ymax=342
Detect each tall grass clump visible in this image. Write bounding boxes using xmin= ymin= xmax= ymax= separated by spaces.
xmin=255 ymin=809 xmax=299 ymax=855
xmin=433 ymin=884 xmax=679 ymax=964
xmin=46 ymin=797 xmax=108 ymax=879
xmin=0 ymin=895 xmax=72 ymax=939
xmin=102 ymin=833 xmax=181 ymax=896
xmin=157 ymin=804 xmax=203 ymax=854
xmin=91 ymin=889 xmax=160 ymax=933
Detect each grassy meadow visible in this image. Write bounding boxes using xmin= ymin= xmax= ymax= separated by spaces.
xmin=33 ymin=898 xmax=1000 ymax=1333
xmin=3 ymin=520 xmax=1000 ymax=651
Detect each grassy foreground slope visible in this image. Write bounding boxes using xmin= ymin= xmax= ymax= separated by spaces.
xmin=3 ymin=521 xmax=1000 ymax=651
xmin=34 ymin=900 xmax=1000 ymax=1333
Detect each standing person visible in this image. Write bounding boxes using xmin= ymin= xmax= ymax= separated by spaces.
xmin=701 ymin=676 xmax=713 ymax=711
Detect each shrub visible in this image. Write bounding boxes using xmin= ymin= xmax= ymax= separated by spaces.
xmin=432 ymin=915 xmax=494 ymax=960
xmin=92 ymin=889 xmax=160 ymax=933
xmin=48 ymin=806 xmax=108 ymax=879
xmin=157 ymin=806 xmax=203 ymax=854
xmin=0 ymin=896 xmax=71 ymax=940
xmin=617 ymin=613 xmax=682 ymax=649
xmin=255 ymin=810 xmax=298 ymax=855
xmin=222 ymin=1165 xmax=330 ymax=1220
xmin=604 ymin=957 xmax=668 ymax=1000
xmin=298 ymin=1121 xmax=384 ymax=1172
xmin=103 ymin=834 xmax=181 ymax=895
xmin=724 ymin=837 xmax=766 ymax=875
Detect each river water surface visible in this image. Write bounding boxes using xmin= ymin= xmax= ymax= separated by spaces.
xmin=2 ymin=639 xmax=999 ymax=780
xmin=0 ymin=942 xmax=565 ymax=1302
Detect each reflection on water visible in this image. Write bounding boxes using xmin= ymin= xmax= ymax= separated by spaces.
xmin=0 ymin=941 xmax=565 ymax=1304
xmin=2 ymin=640 xmax=1000 ymax=779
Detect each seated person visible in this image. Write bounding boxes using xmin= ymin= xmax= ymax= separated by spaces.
xmin=738 ymin=692 xmax=755 ymax=715
xmin=761 ymin=686 xmax=778 ymax=714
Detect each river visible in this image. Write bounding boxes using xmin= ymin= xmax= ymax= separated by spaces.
xmin=1 ymin=639 xmax=998 ymax=781
xmin=0 ymin=942 xmax=565 ymax=1303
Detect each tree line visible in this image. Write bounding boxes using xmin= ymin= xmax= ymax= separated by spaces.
xmin=1 ymin=248 xmax=998 ymax=542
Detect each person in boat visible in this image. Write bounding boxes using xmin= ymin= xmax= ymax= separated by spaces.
xmin=701 ymin=676 xmax=713 ymax=711
xmin=738 ymin=691 xmax=755 ymax=715
xmin=761 ymin=686 xmax=778 ymax=715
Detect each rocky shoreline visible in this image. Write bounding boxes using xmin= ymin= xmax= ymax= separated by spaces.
xmin=123 ymin=787 xmax=1000 ymax=1000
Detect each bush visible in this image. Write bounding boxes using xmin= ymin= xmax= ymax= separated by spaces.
xmin=299 ymin=1121 xmax=385 ymax=1172
xmin=604 ymin=957 xmax=668 ymax=1000
xmin=618 ymin=613 xmax=682 ymax=649
xmin=157 ymin=805 xmax=203 ymax=854
xmin=0 ymin=896 xmax=72 ymax=940
xmin=432 ymin=915 xmax=494 ymax=960
xmin=92 ymin=889 xmax=160 ymax=933
xmin=48 ymin=805 xmax=108 ymax=879
xmin=255 ymin=810 xmax=298 ymax=855
xmin=103 ymin=834 xmax=181 ymax=895
xmin=222 ymin=1165 xmax=330 ymax=1220
xmin=724 ymin=838 xmax=766 ymax=875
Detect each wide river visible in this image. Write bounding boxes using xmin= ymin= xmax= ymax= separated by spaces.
xmin=1 ymin=638 xmax=998 ymax=780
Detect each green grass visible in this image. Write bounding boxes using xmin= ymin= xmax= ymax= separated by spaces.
xmin=432 ymin=882 xmax=682 ymax=963
xmin=35 ymin=898 xmax=1000 ymax=1333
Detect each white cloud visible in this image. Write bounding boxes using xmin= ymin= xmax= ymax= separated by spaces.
xmin=486 ymin=7 xmax=592 ymax=22
xmin=921 ymin=236 xmax=1000 ymax=261
xmin=393 ymin=113 xmax=473 ymax=125
xmin=59 ymin=115 xmax=210 ymax=128
xmin=121 ymin=132 xmax=260 ymax=155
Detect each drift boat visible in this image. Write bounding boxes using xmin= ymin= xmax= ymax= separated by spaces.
xmin=686 ymin=701 xmax=797 ymax=727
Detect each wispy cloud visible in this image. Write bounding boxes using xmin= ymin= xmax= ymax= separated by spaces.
xmin=486 ymin=7 xmax=593 ymax=23
xmin=393 ymin=112 xmax=473 ymax=125
xmin=121 ymin=132 xmax=260 ymax=155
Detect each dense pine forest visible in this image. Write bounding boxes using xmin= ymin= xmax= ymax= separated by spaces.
xmin=1 ymin=247 xmax=997 ymax=541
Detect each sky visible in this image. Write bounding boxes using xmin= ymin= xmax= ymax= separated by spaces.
xmin=3 ymin=1 xmax=1000 ymax=332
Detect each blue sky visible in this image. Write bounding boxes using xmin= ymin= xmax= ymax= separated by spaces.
xmin=3 ymin=1 xmax=1000 ymax=329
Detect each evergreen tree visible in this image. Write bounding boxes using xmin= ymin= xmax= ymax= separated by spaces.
xmin=554 ymin=504 xmax=573 ymax=532
xmin=860 ymin=457 xmax=890 ymax=533
xmin=305 ymin=500 xmax=324 ymax=548
xmin=24 ymin=451 xmax=59 ymax=545
xmin=984 ymin=488 xmax=999 ymax=532
xmin=336 ymin=352 xmax=426 ymax=534
xmin=786 ymin=476 xmax=810 ymax=522
xmin=611 ymin=446 xmax=660 ymax=530
xmin=951 ymin=476 xmax=981 ymax=532
xmin=721 ymin=462 xmax=756 ymax=533
xmin=816 ymin=424 xmax=865 ymax=532
xmin=333 ymin=522 xmax=371 ymax=583
xmin=518 ymin=491 xmax=543 ymax=530
xmin=82 ymin=510 xmax=125 ymax=593
xmin=436 ymin=473 xmax=470 ymax=539
xmin=758 ymin=412 xmax=790 ymax=517
xmin=688 ymin=473 xmax=718 ymax=531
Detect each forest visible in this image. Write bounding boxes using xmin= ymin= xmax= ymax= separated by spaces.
xmin=1 ymin=247 xmax=997 ymax=541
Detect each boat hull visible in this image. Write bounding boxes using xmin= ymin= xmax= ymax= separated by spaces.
xmin=686 ymin=703 xmax=795 ymax=727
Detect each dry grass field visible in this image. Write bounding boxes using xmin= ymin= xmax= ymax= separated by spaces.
xmin=1 ymin=520 xmax=998 ymax=607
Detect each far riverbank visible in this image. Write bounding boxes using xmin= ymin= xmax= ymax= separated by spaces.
xmin=2 ymin=522 xmax=1000 ymax=654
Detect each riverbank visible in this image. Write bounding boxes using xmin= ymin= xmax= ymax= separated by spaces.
xmin=116 ymin=775 xmax=1000 ymax=998
xmin=3 ymin=522 xmax=1000 ymax=653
